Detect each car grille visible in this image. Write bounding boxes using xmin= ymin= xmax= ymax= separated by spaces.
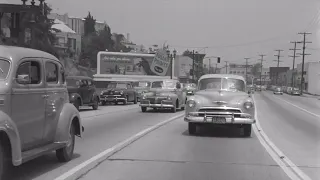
xmin=146 ymin=97 xmax=168 ymax=104
xmin=198 ymin=108 xmax=242 ymax=117
xmin=103 ymin=91 xmax=121 ymax=95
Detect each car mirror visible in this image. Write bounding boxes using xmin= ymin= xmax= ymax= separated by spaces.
xmin=16 ymin=74 xmax=30 ymax=84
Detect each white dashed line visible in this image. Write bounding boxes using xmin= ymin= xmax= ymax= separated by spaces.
xmin=253 ymin=95 xmax=312 ymax=180
xmin=54 ymin=112 xmax=184 ymax=180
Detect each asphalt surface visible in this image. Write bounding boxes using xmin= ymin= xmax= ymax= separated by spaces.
xmin=11 ymin=91 xmax=320 ymax=180
xmin=10 ymin=103 xmax=184 ymax=180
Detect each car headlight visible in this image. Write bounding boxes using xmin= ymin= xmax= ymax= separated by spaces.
xmin=120 ymin=91 xmax=124 ymax=95
xmin=100 ymin=91 xmax=104 ymax=95
xmin=142 ymin=95 xmax=146 ymax=100
xmin=167 ymin=96 xmax=171 ymax=100
xmin=244 ymin=101 xmax=253 ymax=109
xmin=187 ymin=100 xmax=196 ymax=108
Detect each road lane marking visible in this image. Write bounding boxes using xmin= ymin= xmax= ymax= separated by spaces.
xmin=81 ymin=105 xmax=139 ymax=119
xmin=253 ymin=95 xmax=312 ymax=180
xmin=271 ymin=94 xmax=320 ymax=119
xmin=55 ymin=112 xmax=184 ymax=180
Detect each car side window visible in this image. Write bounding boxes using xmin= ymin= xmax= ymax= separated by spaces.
xmin=59 ymin=65 xmax=65 ymax=84
xmin=127 ymin=84 xmax=132 ymax=89
xmin=45 ymin=62 xmax=58 ymax=84
xmin=16 ymin=61 xmax=41 ymax=84
xmin=81 ymin=80 xmax=88 ymax=87
xmin=176 ymin=82 xmax=181 ymax=89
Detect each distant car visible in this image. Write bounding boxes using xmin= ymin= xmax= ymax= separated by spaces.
xmin=66 ymin=76 xmax=100 ymax=110
xmin=273 ymin=87 xmax=283 ymax=95
xmin=0 ymin=46 xmax=83 ymax=179
xmin=291 ymin=88 xmax=301 ymax=96
xmin=184 ymin=83 xmax=197 ymax=95
xmin=133 ymin=81 xmax=151 ymax=101
xmin=255 ymin=85 xmax=261 ymax=91
xmin=184 ymin=74 xmax=256 ymax=137
xmin=140 ymin=79 xmax=187 ymax=113
xmin=286 ymin=87 xmax=293 ymax=94
xmin=100 ymin=81 xmax=137 ymax=105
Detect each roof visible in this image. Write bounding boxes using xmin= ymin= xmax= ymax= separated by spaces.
xmin=0 ymin=0 xmax=21 ymax=4
xmin=66 ymin=76 xmax=93 ymax=80
xmin=52 ymin=19 xmax=76 ymax=33
xmin=0 ymin=45 xmax=58 ymax=63
xmin=199 ymin=74 xmax=246 ymax=81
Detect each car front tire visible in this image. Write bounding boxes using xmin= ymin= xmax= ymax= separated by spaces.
xmin=133 ymin=96 xmax=137 ymax=104
xmin=188 ymin=123 xmax=196 ymax=135
xmin=92 ymin=97 xmax=99 ymax=110
xmin=0 ymin=138 xmax=11 ymax=180
xmin=243 ymin=124 xmax=252 ymax=137
xmin=141 ymin=107 xmax=147 ymax=112
xmin=56 ymin=124 xmax=75 ymax=162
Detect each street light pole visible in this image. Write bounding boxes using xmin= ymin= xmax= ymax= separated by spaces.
xmin=225 ymin=61 xmax=228 ymax=74
xmin=167 ymin=49 xmax=177 ymax=80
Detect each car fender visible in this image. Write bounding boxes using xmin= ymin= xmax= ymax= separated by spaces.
xmin=54 ymin=103 xmax=82 ymax=143
xmin=69 ymin=93 xmax=82 ymax=105
xmin=91 ymin=92 xmax=100 ymax=102
xmin=0 ymin=111 xmax=22 ymax=166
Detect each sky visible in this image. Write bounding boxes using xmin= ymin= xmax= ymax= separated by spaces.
xmin=10 ymin=0 xmax=320 ymax=69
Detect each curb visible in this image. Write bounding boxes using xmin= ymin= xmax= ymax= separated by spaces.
xmin=55 ymin=113 xmax=184 ymax=180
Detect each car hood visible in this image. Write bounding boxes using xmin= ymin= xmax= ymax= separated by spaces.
xmin=67 ymin=86 xmax=79 ymax=94
xmin=134 ymin=87 xmax=150 ymax=92
xmin=145 ymin=88 xmax=176 ymax=96
xmin=191 ymin=90 xmax=251 ymax=108
xmin=185 ymin=87 xmax=196 ymax=91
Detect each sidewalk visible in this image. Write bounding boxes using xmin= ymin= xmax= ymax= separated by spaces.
xmin=302 ymin=91 xmax=320 ymax=99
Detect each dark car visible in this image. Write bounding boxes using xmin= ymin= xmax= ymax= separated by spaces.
xmin=273 ymin=87 xmax=283 ymax=95
xmin=133 ymin=81 xmax=151 ymax=101
xmin=100 ymin=81 xmax=138 ymax=105
xmin=291 ymin=88 xmax=301 ymax=96
xmin=66 ymin=76 xmax=100 ymax=110
xmin=183 ymin=83 xmax=197 ymax=95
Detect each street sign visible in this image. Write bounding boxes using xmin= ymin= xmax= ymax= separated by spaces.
xmin=150 ymin=49 xmax=170 ymax=76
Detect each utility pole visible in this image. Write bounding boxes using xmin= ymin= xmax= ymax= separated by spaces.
xmin=289 ymin=41 xmax=300 ymax=88
xmin=244 ymin=57 xmax=250 ymax=82
xmin=297 ymin=32 xmax=312 ymax=95
xmin=259 ymin=54 xmax=266 ymax=86
xmin=192 ymin=50 xmax=195 ymax=82
xmin=274 ymin=49 xmax=284 ymax=85
xmin=209 ymin=59 xmax=211 ymax=74
xmin=225 ymin=61 xmax=228 ymax=74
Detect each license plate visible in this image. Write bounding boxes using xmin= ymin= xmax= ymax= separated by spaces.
xmin=212 ymin=117 xmax=226 ymax=124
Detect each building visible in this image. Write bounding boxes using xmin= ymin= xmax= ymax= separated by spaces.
xmin=48 ymin=13 xmax=108 ymax=36
xmin=296 ymin=62 xmax=320 ymax=94
xmin=220 ymin=63 xmax=254 ymax=82
xmin=269 ymin=67 xmax=290 ymax=85
xmin=51 ymin=19 xmax=81 ymax=56
xmin=175 ymin=55 xmax=193 ymax=83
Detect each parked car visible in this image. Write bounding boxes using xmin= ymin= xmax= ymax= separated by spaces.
xmin=291 ymin=87 xmax=301 ymax=96
xmin=183 ymin=83 xmax=197 ymax=96
xmin=133 ymin=81 xmax=151 ymax=101
xmin=184 ymin=74 xmax=255 ymax=136
xmin=0 ymin=46 xmax=83 ymax=179
xmin=140 ymin=79 xmax=187 ymax=112
xmin=286 ymin=87 xmax=293 ymax=94
xmin=273 ymin=87 xmax=283 ymax=95
xmin=100 ymin=81 xmax=137 ymax=105
xmin=255 ymin=85 xmax=261 ymax=91
xmin=66 ymin=76 xmax=100 ymax=110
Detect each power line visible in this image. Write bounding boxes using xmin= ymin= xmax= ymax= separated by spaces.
xmin=273 ymin=49 xmax=284 ymax=85
xmin=244 ymin=57 xmax=250 ymax=82
xmin=297 ymin=32 xmax=312 ymax=94
xmin=289 ymin=42 xmax=300 ymax=88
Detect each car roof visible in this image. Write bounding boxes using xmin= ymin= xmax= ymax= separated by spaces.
xmin=199 ymin=74 xmax=245 ymax=81
xmin=0 ymin=45 xmax=58 ymax=63
xmin=66 ymin=76 xmax=93 ymax=80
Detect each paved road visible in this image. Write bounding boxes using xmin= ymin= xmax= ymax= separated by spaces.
xmin=77 ymin=91 xmax=319 ymax=180
xmin=10 ymin=104 xmax=183 ymax=180
xmin=254 ymin=91 xmax=320 ymax=180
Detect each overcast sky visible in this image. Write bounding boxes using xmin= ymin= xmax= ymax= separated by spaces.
xmin=42 ymin=0 xmax=320 ymax=67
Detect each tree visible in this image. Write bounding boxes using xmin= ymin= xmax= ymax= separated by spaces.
xmin=183 ymin=50 xmax=191 ymax=56
xmin=84 ymin=12 xmax=96 ymax=36
xmin=112 ymin=33 xmax=132 ymax=52
xmin=251 ymin=63 xmax=261 ymax=77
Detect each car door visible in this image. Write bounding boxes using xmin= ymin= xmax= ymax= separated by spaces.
xmin=126 ymin=83 xmax=134 ymax=101
xmin=79 ymin=79 xmax=90 ymax=103
xmin=42 ymin=59 xmax=67 ymax=144
xmin=11 ymin=58 xmax=46 ymax=151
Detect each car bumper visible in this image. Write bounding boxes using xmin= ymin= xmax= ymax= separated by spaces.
xmin=184 ymin=113 xmax=255 ymax=124
xmin=274 ymin=92 xmax=283 ymax=94
xmin=139 ymin=99 xmax=174 ymax=108
xmin=186 ymin=91 xmax=194 ymax=95
xmin=100 ymin=95 xmax=126 ymax=102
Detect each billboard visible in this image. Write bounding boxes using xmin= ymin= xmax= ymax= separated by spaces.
xmin=98 ymin=51 xmax=172 ymax=77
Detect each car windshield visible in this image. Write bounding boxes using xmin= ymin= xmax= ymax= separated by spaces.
xmin=293 ymin=88 xmax=300 ymax=91
xmin=276 ymin=87 xmax=281 ymax=91
xmin=107 ymin=83 xmax=127 ymax=89
xmin=66 ymin=79 xmax=80 ymax=87
xmin=0 ymin=59 xmax=10 ymax=79
xmin=185 ymin=83 xmax=196 ymax=88
xmin=199 ymin=78 xmax=245 ymax=92
xmin=151 ymin=81 xmax=176 ymax=89
xmin=133 ymin=81 xmax=150 ymax=87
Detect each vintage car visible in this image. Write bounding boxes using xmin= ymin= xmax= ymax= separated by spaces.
xmin=140 ymin=79 xmax=187 ymax=113
xmin=291 ymin=87 xmax=301 ymax=96
xmin=273 ymin=87 xmax=283 ymax=95
xmin=184 ymin=83 xmax=197 ymax=96
xmin=100 ymin=81 xmax=137 ymax=105
xmin=66 ymin=76 xmax=100 ymax=110
xmin=184 ymin=74 xmax=255 ymax=136
xmin=133 ymin=81 xmax=151 ymax=101
xmin=0 ymin=46 xmax=83 ymax=179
